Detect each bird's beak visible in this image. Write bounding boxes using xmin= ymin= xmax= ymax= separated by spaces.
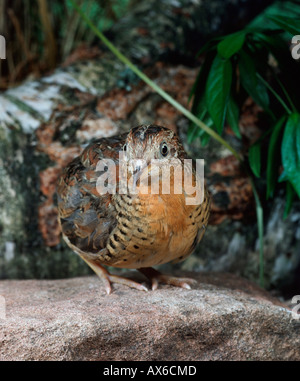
xmin=131 ymin=159 xmax=148 ymax=190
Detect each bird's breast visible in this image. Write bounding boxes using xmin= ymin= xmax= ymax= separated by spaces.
xmin=107 ymin=187 xmax=201 ymax=269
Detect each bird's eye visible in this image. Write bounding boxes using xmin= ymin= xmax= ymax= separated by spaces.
xmin=160 ymin=142 xmax=169 ymax=157
xmin=123 ymin=144 xmax=127 ymax=152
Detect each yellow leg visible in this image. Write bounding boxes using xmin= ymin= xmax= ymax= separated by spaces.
xmin=139 ymin=267 xmax=197 ymax=291
xmin=80 ymin=256 xmax=148 ymax=294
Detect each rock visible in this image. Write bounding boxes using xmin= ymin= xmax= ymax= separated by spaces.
xmin=0 ymin=272 xmax=299 ymax=361
xmin=111 ymin=0 xmax=273 ymax=64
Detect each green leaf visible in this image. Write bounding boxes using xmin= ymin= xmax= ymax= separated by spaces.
xmin=283 ymin=181 xmax=295 ymax=219
xmin=196 ymin=37 xmax=222 ymax=57
xmin=281 ymin=113 xmax=300 ymax=197
xmin=188 ymin=96 xmax=211 ymax=143
xmin=238 ymin=50 xmax=270 ymax=112
xmin=188 ymin=53 xmax=216 ymax=145
xmin=205 ymin=54 xmax=232 ymax=134
xmin=189 ymin=68 xmax=215 ymax=147
xmin=188 ymin=127 xmax=211 ymax=146
xmin=253 ymin=32 xmax=288 ymax=61
xmin=187 ymin=106 xmax=214 ymax=145
xmin=247 ymin=1 xmax=300 ymax=31
xmin=187 ymin=124 xmax=199 ymax=143
xmin=267 ymin=15 xmax=300 ymax=35
xmin=200 ymin=132 xmax=211 ymax=146
xmin=200 ymin=112 xmax=214 ymax=146
xmin=256 ymin=73 xmax=292 ymax=115
xmin=189 ymin=81 xmax=214 ymax=144
xmin=253 ymin=32 xmax=299 ymax=113
xmin=218 ymin=31 xmax=246 ymax=59
xmin=266 ymin=116 xmax=286 ymax=199
xmin=278 ymin=170 xmax=289 ymax=183
xmin=249 ymin=142 xmax=261 ymax=178
xmin=189 ymin=52 xmax=215 ymax=103
xmin=226 ymin=96 xmax=241 ymax=139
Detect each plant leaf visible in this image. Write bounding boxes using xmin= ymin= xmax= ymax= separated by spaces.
xmin=254 ymin=32 xmax=288 ymax=61
xmin=188 ymin=106 xmax=214 ymax=145
xmin=188 ymin=53 xmax=216 ymax=144
xmin=196 ymin=37 xmax=222 ymax=57
xmin=266 ymin=116 xmax=286 ymax=199
xmin=267 ymin=15 xmax=300 ymax=35
xmin=283 ymin=181 xmax=295 ymax=219
xmin=218 ymin=31 xmax=246 ymax=59
xmin=238 ymin=50 xmax=270 ymax=112
xmin=226 ymin=96 xmax=241 ymax=139
xmin=249 ymin=142 xmax=261 ymax=178
xmin=189 ymin=52 xmax=215 ymax=103
xmin=281 ymin=113 xmax=300 ymax=197
xmin=247 ymin=1 xmax=300 ymax=31
xmin=205 ymin=54 xmax=232 ymax=134
xmin=278 ymin=170 xmax=288 ymax=183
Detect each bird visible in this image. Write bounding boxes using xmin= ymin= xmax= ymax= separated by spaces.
xmin=57 ymin=125 xmax=210 ymax=294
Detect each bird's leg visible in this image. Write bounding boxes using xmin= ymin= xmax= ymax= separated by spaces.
xmin=80 ymin=256 xmax=148 ymax=294
xmin=138 ymin=267 xmax=197 ymax=291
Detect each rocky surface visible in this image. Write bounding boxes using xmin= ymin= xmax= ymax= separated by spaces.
xmin=110 ymin=0 xmax=273 ymax=65
xmin=0 ymin=0 xmax=299 ymax=295
xmin=0 ymin=272 xmax=299 ymax=361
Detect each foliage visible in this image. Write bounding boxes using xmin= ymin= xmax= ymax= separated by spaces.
xmin=189 ymin=0 xmax=300 ymax=218
xmin=0 ymin=0 xmax=132 ymax=89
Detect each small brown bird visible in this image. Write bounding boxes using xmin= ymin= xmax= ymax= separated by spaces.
xmin=57 ymin=125 xmax=210 ymax=294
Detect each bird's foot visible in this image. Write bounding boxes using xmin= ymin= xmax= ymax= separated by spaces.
xmin=80 ymin=256 xmax=148 ymax=295
xmin=139 ymin=267 xmax=197 ymax=291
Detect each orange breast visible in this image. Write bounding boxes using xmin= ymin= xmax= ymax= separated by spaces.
xmin=105 ymin=166 xmax=207 ymax=269
xmin=115 ymin=167 xmax=200 ymax=268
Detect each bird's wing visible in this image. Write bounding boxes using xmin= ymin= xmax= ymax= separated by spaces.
xmin=57 ymin=134 xmax=126 ymax=255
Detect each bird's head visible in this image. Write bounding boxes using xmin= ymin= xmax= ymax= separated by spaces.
xmin=123 ymin=125 xmax=186 ymax=184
